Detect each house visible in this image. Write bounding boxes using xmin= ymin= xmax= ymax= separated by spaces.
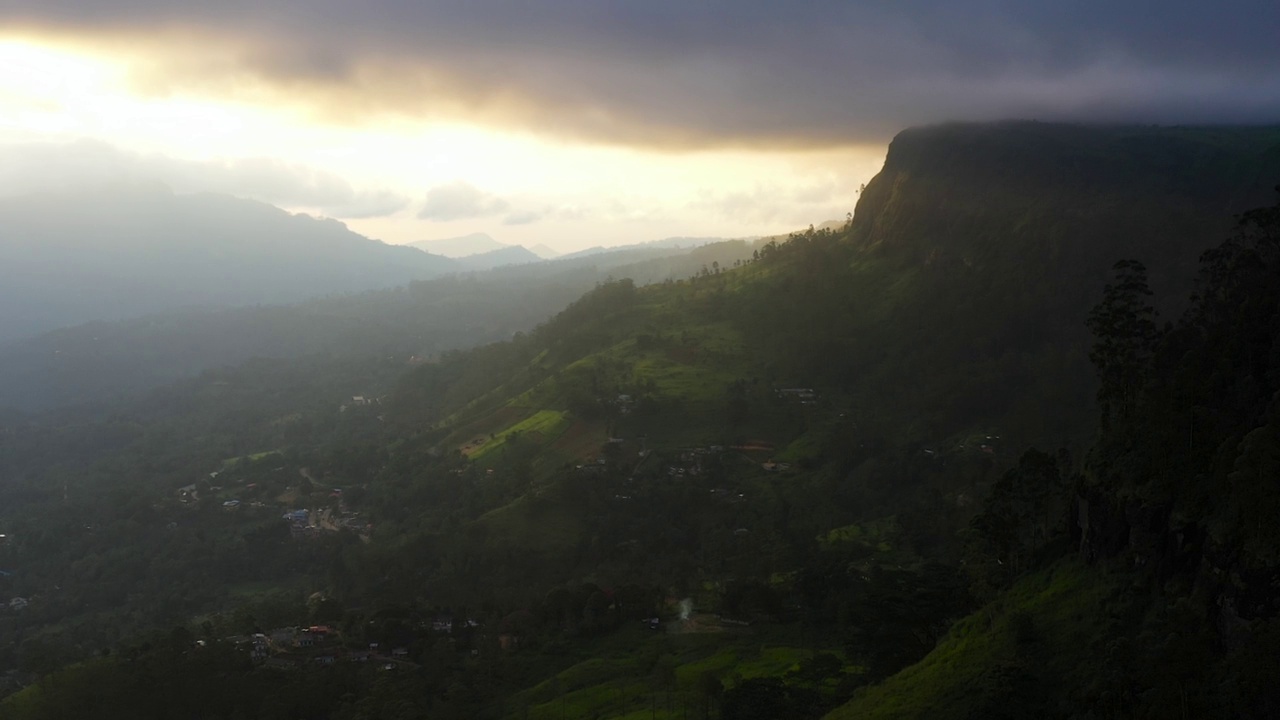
xmin=250 ymin=636 xmax=269 ymax=661
xmin=283 ymin=509 xmax=309 ymax=524
xmin=391 ymin=647 xmax=409 ymax=659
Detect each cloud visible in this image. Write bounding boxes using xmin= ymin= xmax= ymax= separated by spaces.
xmin=690 ymin=177 xmax=861 ymax=225
xmin=0 ymin=139 xmax=410 ymax=217
xmin=502 ymin=209 xmax=542 ymax=225
xmin=6 ymin=1 xmax=1280 ymax=147
xmin=417 ymin=181 xmax=510 ymax=221
xmin=322 ymin=189 xmax=411 ymax=219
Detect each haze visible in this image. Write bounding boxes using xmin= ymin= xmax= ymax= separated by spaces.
xmin=3 ymin=1 xmax=1276 ymax=252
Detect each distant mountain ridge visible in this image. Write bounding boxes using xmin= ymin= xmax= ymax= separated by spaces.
xmin=0 ymin=184 xmax=457 ymax=342
xmin=557 ymin=235 xmax=732 ymax=260
xmin=527 ymin=243 xmax=561 ymax=259
xmin=406 ymin=233 xmax=560 ymax=264
xmin=405 ymin=232 xmax=508 ymax=257
xmin=452 ymin=245 xmax=542 ymax=271
xmin=0 ymin=237 xmax=763 ymax=411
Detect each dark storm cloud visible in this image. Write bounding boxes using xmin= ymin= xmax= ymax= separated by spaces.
xmin=5 ymin=0 xmax=1279 ymax=146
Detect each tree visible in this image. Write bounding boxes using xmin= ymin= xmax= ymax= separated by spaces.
xmin=965 ymin=449 xmax=1069 ymax=597
xmin=725 ymin=380 xmax=749 ymax=430
xmin=698 ymin=671 xmax=725 ymax=720
xmin=1086 ymin=259 xmax=1160 ymax=428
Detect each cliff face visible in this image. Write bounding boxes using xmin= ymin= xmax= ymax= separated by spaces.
xmin=828 ymin=122 xmax=1280 ymax=445
xmin=850 ymin=122 xmax=1280 ymax=309
xmin=828 ymin=129 xmax=1280 ymax=720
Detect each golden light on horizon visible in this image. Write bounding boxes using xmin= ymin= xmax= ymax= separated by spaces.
xmin=0 ymin=35 xmax=884 ymax=250
xmin=0 ymin=37 xmax=263 ymax=155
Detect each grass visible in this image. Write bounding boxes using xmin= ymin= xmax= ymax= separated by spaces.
xmin=775 ymin=431 xmax=825 ymax=465
xmin=825 ymin=559 xmax=1122 ymax=719
xmin=469 ymin=409 xmax=571 ymax=460
xmin=675 ymin=644 xmax=809 ymax=683
xmin=550 ymin=419 xmax=608 ymax=461
xmin=502 ymin=632 xmax=817 ymax=720
xmin=220 ymin=449 xmax=282 ymax=468
xmin=818 ymin=517 xmax=899 ymax=552
xmin=477 ymin=490 xmax=586 ymax=556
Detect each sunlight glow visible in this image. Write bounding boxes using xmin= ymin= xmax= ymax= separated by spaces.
xmin=0 ymin=36 xmax=882 ymax=250
xmin=0 ymin=39 xmax=250 ymax=153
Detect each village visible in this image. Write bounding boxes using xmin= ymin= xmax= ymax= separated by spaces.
xmin=173 ymin=461 xmax=372 ymax=542
xmin=217 ymin=624 xmax=419 ymax=671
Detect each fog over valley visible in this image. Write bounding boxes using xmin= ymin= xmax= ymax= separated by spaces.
xmin=1 ymin=3 xmax=1280 ymax=719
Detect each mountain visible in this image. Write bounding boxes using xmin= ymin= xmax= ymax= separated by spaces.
xmin=405 ymin=231 xmax=508 ymax=257
xmin=831 ymin=121 xmax=1280 ymax=442
xmin=0 ymin=183 xmax=457 ymax=342
xmin=0 ymin=238 xmax=762 ymax=411
xmin=828 ymin=187 xmax=1280 ymax=720
xmin=527 ymin=243 xmax=561 ymax=259
xmin=4 ymin=123 xmax=1280 ymax=719
xmin=557 ymin=235 xmax=730 ymax=259
xmin=452 ymin=244 xmax=543 ymax=271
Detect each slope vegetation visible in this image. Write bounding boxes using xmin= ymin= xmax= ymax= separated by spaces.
xmin=3 ymin=123 xmax=1280 ymax=719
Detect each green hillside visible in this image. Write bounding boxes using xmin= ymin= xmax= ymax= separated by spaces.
xmin=3 ymin=123 xmax=1280 ymax=719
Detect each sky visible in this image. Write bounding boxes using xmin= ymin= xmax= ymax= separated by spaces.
xmin=1 ymin=2 xmax=1278 ymax=254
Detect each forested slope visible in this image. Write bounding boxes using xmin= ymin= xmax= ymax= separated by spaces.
xmin=2 ymin=123 xmax=1279 ymax=719
xmin=0 ymin=239 xmax=760 ymax=411
xmin=828 ymin=187 xmax=1280 ymax=720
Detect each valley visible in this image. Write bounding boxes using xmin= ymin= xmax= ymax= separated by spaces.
xmin=2 ymin=122 xmax=1280 ymax=719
